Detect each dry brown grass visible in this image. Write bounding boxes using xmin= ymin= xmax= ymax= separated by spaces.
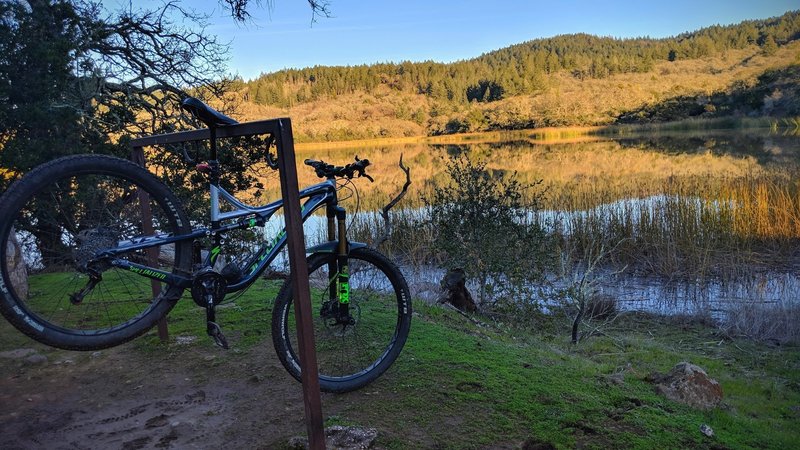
xmin=232 ymin=86 xmax=428 ymax=142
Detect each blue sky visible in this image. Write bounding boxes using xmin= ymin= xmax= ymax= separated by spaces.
xmin=120 ymin=0 xmax=799 ymax=80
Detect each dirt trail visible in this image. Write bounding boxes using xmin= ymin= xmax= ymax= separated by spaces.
xmin=0 ymin=335 xmax=318 ymax=449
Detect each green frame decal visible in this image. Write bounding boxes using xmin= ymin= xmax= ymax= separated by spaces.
xmin=338 ymin=266 xmax=350 ymax=304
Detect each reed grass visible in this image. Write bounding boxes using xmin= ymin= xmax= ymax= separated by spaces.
xmin=233 ymin=129 xmax=800 ymax=284
xmin=336 ymin=170 xmax=800 ymax=284
xmin=549 ymin=173 xmax=800 ymax=279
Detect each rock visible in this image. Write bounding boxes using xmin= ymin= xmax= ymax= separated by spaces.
xmin=289 ymin=425 xmax=378 ymax=450
xmin=649 ymin=362 xmax=723 ymax=410
xmin=700 ymin=424 xmax=714 ymax=438
xmin=326 ymin=425 xmax=378 ymax=449
xmin=287 ymin=436 xmax=307 ymax=449
xmin=6 ymin=229 xmax=28 ymax=300
xmin=438 ymin=268 xmax=477 ymax=312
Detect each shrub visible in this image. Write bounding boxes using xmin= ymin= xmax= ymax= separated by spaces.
xmin=424 ymin=153 xmax=549 ymax=308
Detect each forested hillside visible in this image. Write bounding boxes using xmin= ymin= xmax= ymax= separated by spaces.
xmin=229 ymin=11 xmax=800 ymax=141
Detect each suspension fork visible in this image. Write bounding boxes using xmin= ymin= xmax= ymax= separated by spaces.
xmin=327 ymin=204 xmax=351 ymax=321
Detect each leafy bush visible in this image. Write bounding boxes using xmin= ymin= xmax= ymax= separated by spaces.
xmin=425 ymin=153 xmax=550 ymax=308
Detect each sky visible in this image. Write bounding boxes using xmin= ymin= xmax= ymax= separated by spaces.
xmin=115 ymin=0 xmax=799 ymax=81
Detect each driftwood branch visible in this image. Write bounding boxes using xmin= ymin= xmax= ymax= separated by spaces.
xmin=376 ymin=154 xmax=411 ymax=247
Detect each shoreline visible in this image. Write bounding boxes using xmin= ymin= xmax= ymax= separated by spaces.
xmin=295 ymin=117 xmax=792 ymax=150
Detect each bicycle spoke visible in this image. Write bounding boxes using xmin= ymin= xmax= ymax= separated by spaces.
xmin=275 ymin=247 xmax=411 ymax=392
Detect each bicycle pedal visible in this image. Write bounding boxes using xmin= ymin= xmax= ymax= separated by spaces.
xmin=207 ymin=321 xmax=229 ymax=349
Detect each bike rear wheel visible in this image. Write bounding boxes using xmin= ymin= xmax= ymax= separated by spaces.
xmin=0 ymin=155 xmax=192 ymax=350
xmin=271 ymin=247 xmax=412 ymax=393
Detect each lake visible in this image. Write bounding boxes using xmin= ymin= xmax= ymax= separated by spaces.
xmin=251 ymin=127 xmax=800 ymax=336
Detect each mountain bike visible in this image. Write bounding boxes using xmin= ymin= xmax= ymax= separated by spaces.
xmin=0 ymin=97 xmax=412 ymax=393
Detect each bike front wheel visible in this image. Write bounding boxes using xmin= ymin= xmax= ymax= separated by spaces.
xmin=271 ymin=247 xmax=412 ymax=393
xmin=0 ymin=155 xmax=192 ymax=350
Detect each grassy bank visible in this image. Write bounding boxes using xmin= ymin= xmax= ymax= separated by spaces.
xmin=372 ymin=305 xmax=800 ymax=449
xmin=2 ymin=292 xmax=796 ymax=449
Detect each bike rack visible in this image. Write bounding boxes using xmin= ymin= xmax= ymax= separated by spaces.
xmin=129 ymin=117 xmax=326 ymax=449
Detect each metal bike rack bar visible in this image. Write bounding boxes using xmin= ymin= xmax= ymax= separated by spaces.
xmin=129 ymin=147 xmax=169 ymax=343
xmin=129 ymin=117 xmax=326 ymax=449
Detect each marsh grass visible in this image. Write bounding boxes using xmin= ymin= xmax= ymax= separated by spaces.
xmin=723 ymin=301 xmax=800 ymax=344
xmin=344 ymin=170 xmax=800 ymax=285
xmin=553 ymin=174 xmax=800 ymax=279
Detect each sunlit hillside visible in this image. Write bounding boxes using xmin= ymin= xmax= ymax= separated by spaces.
xmin=222 ymin=11 xmax=800 ymax=142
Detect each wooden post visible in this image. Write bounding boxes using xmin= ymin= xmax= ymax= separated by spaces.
xmin=130 ymin=146 xmax=169 ymax=343
xmin=274 ymin=119 xmax=326 ymax=449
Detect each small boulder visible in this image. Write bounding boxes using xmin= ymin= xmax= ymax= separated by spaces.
xmin=649 ymin=362 xmax=723 ymax=410
xmin=607 ymin=372 xmax=625 ymax=386
xmin=586 ymin=293 xmax=617 ymax=319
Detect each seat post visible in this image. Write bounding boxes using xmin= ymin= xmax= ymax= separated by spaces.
xmin=207 ymin=125 xmax=222 ymax=229
xmin=209 ymin=126 xmax=218 ymax=161
xmin=207 ymin=125 xmax=221 ymax=186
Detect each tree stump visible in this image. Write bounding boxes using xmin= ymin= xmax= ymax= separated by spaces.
xmin=438 ymin=268 xmax=477 ymax=312
xmin=6 ymin=228 xmax=28 ymax=300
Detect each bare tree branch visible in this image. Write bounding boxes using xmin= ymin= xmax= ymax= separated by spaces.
xmin=220 ymin=0 xmax=332 ymax=23
xmin=376 ymin=154 xmax=411 ymax=248
xmin=64 ymin=0 xmax=231 ymax=138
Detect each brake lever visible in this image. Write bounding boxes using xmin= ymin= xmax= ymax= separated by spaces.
xmin=353 ymin=156 xmax=373 ymax=182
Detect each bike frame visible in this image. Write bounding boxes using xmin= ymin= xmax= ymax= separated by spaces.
xmin=102 ymin=178 xmax=341 ymax=292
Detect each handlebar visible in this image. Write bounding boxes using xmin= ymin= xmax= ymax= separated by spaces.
xmin=304 ymin=157 xmax=374 ymax=182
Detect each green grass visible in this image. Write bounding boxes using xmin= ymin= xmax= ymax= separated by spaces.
xmin=134 ymin=278 xmax=283 ymax=350
xmin=331 ymin=303 xmax=800 ymax=449
xmin=2 ymin=278 xmax=798 ymax=448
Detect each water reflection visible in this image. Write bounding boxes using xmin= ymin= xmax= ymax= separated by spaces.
xmin=257 ymin=128 xmax=800 ymax=319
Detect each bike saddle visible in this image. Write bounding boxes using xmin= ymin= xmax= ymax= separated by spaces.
xmin=181 ymin=97 xmax=239 ymax=128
